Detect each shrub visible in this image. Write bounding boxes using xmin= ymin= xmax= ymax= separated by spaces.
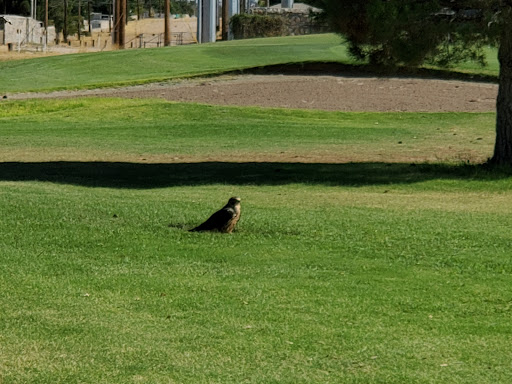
xmin=230 ymin=13 xmax=285 ymax=39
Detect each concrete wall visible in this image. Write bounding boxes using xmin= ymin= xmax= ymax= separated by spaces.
xmin=86 ymin=13 xmax=113 ymax=33
xmin=0 ymin=15 xmax=56 ymax=46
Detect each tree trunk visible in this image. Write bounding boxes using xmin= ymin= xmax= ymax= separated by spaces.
xmin=491 ymin=8 xmax=512 ymax=165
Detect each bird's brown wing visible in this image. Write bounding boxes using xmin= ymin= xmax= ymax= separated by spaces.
xmin=189 ymin=207 xmax=236 ymax=232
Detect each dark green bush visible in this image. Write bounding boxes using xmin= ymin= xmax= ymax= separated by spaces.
xmin=230 ymin=14 xmax=285 ymax=39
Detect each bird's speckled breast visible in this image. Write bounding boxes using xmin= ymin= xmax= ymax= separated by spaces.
xmin=224 ymin=204 xmax=241 ymax=233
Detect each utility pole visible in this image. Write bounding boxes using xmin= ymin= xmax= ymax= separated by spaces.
xmin=88 ymin=0 xmax=91 ymax=34
xmin=78 ymin=0 xmax=81 ymax=40
xmin=109 ymin=0 xmax=113 ymax=33
xmin=119 ymin=0 xmax=126 ymax=48
xmin=114 ymin=0 xmax=120 ymax=45
xmin=45 ymin=0 xmax=48 ymax=49
xmin=164 ymin=0 xmax=170 ymax=46
xmin=222 ymin=0 xmax=228 ymax=40
xmin=63 ymin=0 xmax=68 ymax=43
xmin=113 ymin=0 xmax=128 ymax=48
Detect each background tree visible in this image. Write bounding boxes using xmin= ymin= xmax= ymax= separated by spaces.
xmin=51 ymin=0 xmax=81 ymax=42
xmin=0 ymin=0 xmax=31 ymax=14
xmin=171 ymin=0 xmax=195 ymax=16
xmin=301 ymin=0 xmax=325 ymax=9
xmin=323 ymin=0 xmax=512 ymax=166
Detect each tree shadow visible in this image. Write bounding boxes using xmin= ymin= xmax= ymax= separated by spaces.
xmin=0 ymin=161 xmax=509 ymax=189
xmin=241 ymin=61 xmax=498 ymax=84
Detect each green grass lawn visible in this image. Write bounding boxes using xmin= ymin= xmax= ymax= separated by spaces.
xmin=1 ymin=97 xmax=512 ymax=383
xmin=0 ymin=34 xmax=349 ymax=93
xmin=0 ymin=34 xmax=499 ymax=94
xmin=0 ymin=32 xmax=508 ymax=383
xmin=0 ymin=98 xmax=496 ymax=164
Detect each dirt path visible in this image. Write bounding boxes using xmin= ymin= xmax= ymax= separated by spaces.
xmin=5 ymin=74 xmax=498 ymax=112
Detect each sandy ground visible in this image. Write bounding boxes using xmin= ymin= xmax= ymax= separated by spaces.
xmin=4 ymin=74 xmax=498 ymax=112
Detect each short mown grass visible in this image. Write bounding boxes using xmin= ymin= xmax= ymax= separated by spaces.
xmin=0 ymin=98 xmax=496 ymax=164
xmin=0 ymin=34 xmax=349 ymax=93
xmin=0 ymin=97 xmax=512 ymax=383
xmin=0 ymin=34 xmax=499 ymax=94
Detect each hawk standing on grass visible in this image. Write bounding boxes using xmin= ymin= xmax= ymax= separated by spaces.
xmin=189 ymin=197 xmax=241 ymax=233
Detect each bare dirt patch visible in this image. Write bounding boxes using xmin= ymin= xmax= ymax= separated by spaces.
xmin=5 ymin=74 xmax=498 ymax=113
xmin=123 ymin=74 xmax=497 ymax=112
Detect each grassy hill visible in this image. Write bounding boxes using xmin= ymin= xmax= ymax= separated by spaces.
xmin=0 ymin=34 xmax=499 ymax=94
xmin=0 ymin=34 xmax=349 ymax=93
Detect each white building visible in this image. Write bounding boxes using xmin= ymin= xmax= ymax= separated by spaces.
xmin=0 ymin=15 xmax=56 ymax=47
xmin=86 ymin=13 xmax=113 ymax=32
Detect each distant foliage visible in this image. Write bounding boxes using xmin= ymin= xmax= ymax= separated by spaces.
xmin=230 ymin=14 xmax=285 ymax=39
xmin=2 ymin=0 xmax=196 ymax=23
xmin=0 ymin=0 xmax=30 ymax=15
xmin=171 ymin=0 xmax=196 ymax=16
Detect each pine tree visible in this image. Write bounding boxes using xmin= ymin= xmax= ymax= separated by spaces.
xmin=324 ymin=0 xmax=512 ymax=165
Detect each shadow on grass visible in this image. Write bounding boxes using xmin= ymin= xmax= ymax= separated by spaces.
xmin=0 ymin=161 xmax=509 ymax=189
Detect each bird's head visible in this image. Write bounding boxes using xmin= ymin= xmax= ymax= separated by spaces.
xmin=228 ymin=196 xmax=241 ymax=206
